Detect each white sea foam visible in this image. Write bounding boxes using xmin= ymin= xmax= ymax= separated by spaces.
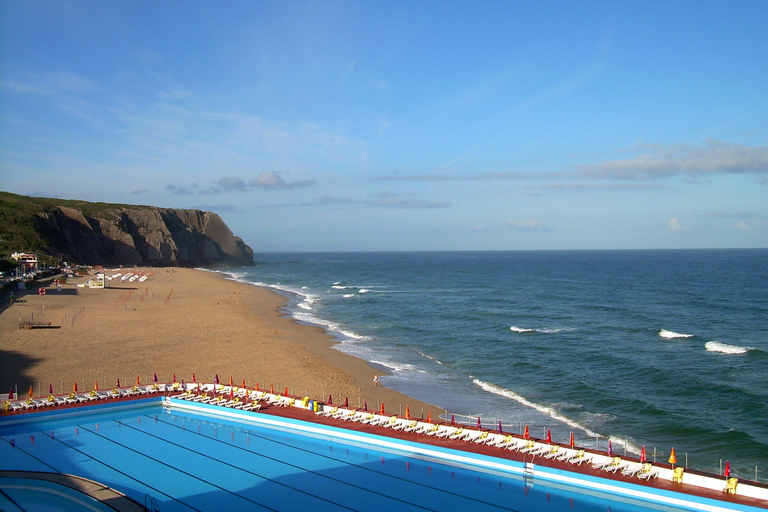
xmin=417 ymin=351 xmax=446 ymax=366
xmin=332 ymin=285 xmax=348 ymax=290
xmin=359 ymin=289 xmax=371 ymax=294
xmin=472 ymin=378 xmax=601 ymax=438
xmin=659 ymin=329 xmax=694 ymax=339
xmin=510 ymin=326 xmax=573 ymax=334
xmin=342 ymin=294 xmax=355 ymax=298
xmin=705 ymin=341 xmax=753 ymax=355
xmin=510 ymin=326 xmax=535 ymax=333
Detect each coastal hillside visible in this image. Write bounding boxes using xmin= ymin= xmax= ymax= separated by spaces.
xmin=0 ymin=191 xmax=253 ymax=268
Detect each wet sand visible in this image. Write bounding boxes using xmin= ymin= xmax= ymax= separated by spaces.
xmin=0 ymin=268 xmax=437 ymax=417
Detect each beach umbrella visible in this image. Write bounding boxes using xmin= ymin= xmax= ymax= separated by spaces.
xmin=117 ymin=378 xmax=120 ymax=388
xmin=49 ymin=384 xmax=54 ymax=395
xmin=476 ymin=417 xmax=481 ymax=429
xmin=345 ymin=397 xmax=350 ymax=408
xmin=451 ymin=414 xmax=456 ymax=427
xmin=192 ymin=373 xmax=196 ymax=382
xmin=94 ymin=381 xmax=98 ymax=391
xmin=214 ymin=374 xmax=219 ymax=384
xmin=569 ymin=431 xmax=575 ymax=449
xmin=242 ymin=378 xmax=246 ymax=389
xmin=255 ymin=381 xmax=259 ymax=391
xmin=270 ymin=384 xmax=274 ymax=394
xmin=380 ymin=402 xmax=385 ymax=414
xmin=229 ymin=375 xmax=233 ymax=387
xmin=523 ymin=424 xmax=529 ymax=439
xmin=405 ymin=405 xmax=410 ymax=419
xmin=328 ymin=394 xmax=333 ymax=405
xmin=28 ymin=386 xmax=33 ymax=398
xmin=73 ymin=382 xmax=78 ymax=393
xmin=498 ymin=421 xmax=503 ymax=434
xmin=364 ymin=400 xmax=368 ymax=412
xmin=8 ymin=388 xmax=14 ymax=400
xmin=724 ymin=460 xmax=731 ymax=478
xmin=230 ymin=385 xmax=234 ymax=399
xmin=546 ymin=429 xmax=552 ymax=444
xmin=640 ymin=445 xmax=647 ymax=463
xmin=174 ymin=373 xmax=178 ymax=383
xmin=181 ymin=379 xmax=185 ymax=389
xmin=153 ymin=373 xmax=158 ymax=383
xmin=285 ymin=386 xmax=289 ymax=397
xmin=668 ymin=448 xmax=677 ymax=467
xmin=428 ymin=411 xmax=433 ymax=423
xmin=136 ymin=376 xmax=141 ymax=386
xmin=608 ymin=440 xmax=613 ymax=456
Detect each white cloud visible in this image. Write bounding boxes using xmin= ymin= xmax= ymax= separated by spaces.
xmin=508 ymin=220 xmax=548 ymax=230
xmin=667 ymin=218 xmax=689 ymax=232
xmin=252 ymin=172 xmax=286 ymax=189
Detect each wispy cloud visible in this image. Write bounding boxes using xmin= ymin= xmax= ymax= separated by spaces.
xmin=576 ymin=140 xmax=768 ymax=180
xmin=507 ymin=220 xmax=549 ymax=231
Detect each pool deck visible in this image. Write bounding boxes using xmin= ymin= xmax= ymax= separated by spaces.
xmin=3 ymin=386 xmax=767 ymax=511
xmin=0 ymin=470 xmax=146 ymax=512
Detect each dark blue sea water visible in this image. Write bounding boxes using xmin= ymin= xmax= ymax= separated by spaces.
xmin=224 ymin=249 xmax=768 ymax=481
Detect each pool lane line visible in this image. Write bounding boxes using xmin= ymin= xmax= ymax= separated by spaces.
xmin=0 ymin=436 xmax=60 ymax=474
xmin=145 ymin=414 xmax=526 ymax=512
xmin=86 ymin=421 xmax=347 ymax=512
xmin=119 ymin=417 xmax=423 ymax=512
xmin=37 ymin=428 xmax=204 ymax=512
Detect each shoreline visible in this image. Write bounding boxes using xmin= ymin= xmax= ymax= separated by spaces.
xmin=0 ymin=267 xmax=439 ymax=418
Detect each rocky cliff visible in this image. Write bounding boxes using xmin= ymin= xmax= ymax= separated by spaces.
xmin=0 ymin=192 xmax=254 ymax=267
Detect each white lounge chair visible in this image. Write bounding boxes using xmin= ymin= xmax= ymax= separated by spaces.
xmin=542 ymin=446 xmax=563 ymax=459
xmin=637 ymin=464 xmax=658 ymax=480
xmin=567 ymin=449 xmax=591 ymax=465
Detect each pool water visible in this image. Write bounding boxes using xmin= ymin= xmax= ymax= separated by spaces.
xmin=0 ymin=400 xmax=724 ymax=511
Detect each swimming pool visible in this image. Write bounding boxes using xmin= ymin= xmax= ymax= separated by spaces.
xmin=0 ymin=398 xmax=759 ymax=512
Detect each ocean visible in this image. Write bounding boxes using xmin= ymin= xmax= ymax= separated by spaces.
xmin=223 ymin=249 xmax=767 ymax=481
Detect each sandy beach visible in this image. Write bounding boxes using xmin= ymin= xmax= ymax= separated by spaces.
xmin=0 ymin=268 xmax=437 ymax=418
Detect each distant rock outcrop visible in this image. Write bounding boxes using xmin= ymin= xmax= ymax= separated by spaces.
xmin=0 ymin=192 xmax=253 ymax=267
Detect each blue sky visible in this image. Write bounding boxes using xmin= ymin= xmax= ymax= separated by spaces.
xmin=1 ymin=1 xmax=767 ymax=251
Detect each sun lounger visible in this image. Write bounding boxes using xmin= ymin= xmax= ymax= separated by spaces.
xmin=240 ymin=401 xmax=261 ymax=411
xmin=417 ymin=424 xmax=440 ymax=435
xmin=527 ymin=444 xmax=553 ymax=457
xmin=492 ymin=435 xmax=517 ymax=448
xmin=449 ymin=428 xmax=467 ymax=440
xmin=2 ymin=400 xmax=22 ymax=412
xmin=621 ymin=463 xmax=645 ymax=477
xmin=395 ymin=420 xmax=419 ymax=432
xmin=567 ymin=449 xmax=591 ymax=465
xmin=462 ymin=430 xmax=484 ymax=443
xmin=637 ymin=464 xmax=658 ymax=480
xmin=332 ymin=408 xmax=354 ymax=420
xmin=593 ymin=456 xmax=623 ymax=471
xmin=403 ymin=421 xmax=422 ymax=432
xmin=555 ymin=448 xmax=578 ymax=461
xmin=542 ymin=446 xmax=563 ymax=459
xmin=518 ymin=441 xmax=538 ymax=453
xmin=436 ymin=426 xmax=458 ymax=438
xmin=472 ymin=431 xmax=491 ymax=444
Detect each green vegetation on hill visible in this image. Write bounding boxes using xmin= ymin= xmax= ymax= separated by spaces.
xmin=0 ymin=191 xmax=149 ymax=269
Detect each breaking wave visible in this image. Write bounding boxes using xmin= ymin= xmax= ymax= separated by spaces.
xmin=705 ymin=341 xmax=754 ymax=355
xmin=659 ymin=329 xmax=694 ymax=339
